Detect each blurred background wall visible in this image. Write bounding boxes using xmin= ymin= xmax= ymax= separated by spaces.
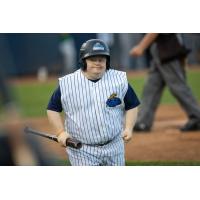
xmin=0 ymin=33 xmax=200 ymax=76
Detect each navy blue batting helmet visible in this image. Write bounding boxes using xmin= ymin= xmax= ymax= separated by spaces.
xmin=79 ymin=39 xmax=110 ymax=70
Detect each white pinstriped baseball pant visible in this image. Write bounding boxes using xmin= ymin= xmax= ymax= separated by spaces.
xmin=66 ymin=136 xmax=125 ymax=166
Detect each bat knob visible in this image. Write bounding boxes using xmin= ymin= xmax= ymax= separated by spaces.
xmin=66 ymin=138 xmax=82 ymax=149
xmin=76 ymin=142 xmax=83 ymax=149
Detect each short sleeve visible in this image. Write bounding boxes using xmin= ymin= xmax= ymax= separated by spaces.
xmin=124 ymin=83 xmax=140 ymax=110
xmin=47 ymin=86 xmax=62 ymax=112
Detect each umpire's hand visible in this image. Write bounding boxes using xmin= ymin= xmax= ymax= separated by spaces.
xmin=57 ymin=131 xmax=71 ymax=147
xmin=129 ymin=45 xmax=144 ymax=57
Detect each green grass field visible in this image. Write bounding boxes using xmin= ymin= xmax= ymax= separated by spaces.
xmin=14 ymin=69 xmax=200 ymax=118
xmin=54 ymin=160 xmax=200 ymax=166
xmin=128 ymin=70 xmax=200 ymax=104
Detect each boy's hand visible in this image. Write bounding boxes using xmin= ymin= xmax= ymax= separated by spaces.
xmin=122 ymin=129 xmax=133 ymax=143
xmin=57 ymin=131 xmax=71 ymax=147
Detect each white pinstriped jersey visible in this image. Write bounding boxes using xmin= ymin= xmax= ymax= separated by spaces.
xmin=59 ymin=69 xmax=128 ymax=145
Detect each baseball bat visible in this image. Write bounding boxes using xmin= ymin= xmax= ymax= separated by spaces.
xmin=24 ymin=127 xmax=82 ymax=149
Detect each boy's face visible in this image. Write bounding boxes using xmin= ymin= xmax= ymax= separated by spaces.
xmin=85 ymin=56 xmax=107 ymax=75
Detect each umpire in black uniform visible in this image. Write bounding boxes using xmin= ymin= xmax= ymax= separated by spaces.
xmin=130 ymin=33 xmax=200 ymax=132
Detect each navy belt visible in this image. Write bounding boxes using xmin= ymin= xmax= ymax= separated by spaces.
xmin=85 ymin=139 xmax=112 ymax=147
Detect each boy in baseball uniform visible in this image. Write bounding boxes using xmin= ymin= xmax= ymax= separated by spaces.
xmin=47 ymin=39 xmax=140 ymax=166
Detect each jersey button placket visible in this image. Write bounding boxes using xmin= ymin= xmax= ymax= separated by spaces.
xmin=92 ymin=84 xmax=104 ymax=141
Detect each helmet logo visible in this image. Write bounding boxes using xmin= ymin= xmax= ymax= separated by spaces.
xmin=93 ymin=42 xmax=105 ymax=51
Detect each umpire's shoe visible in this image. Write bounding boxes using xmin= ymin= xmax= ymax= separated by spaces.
xmin=180 ymin=119 xmax=200 ymax=132
xmin=133 ymin=123 xmax=151 ymax=132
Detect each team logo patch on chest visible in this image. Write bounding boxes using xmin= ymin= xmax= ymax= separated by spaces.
xmin=106 ymin=93 xmax=122 ymax=107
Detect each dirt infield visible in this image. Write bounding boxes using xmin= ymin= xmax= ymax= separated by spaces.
xmin=24 ymin=104 xmax=200 ymax=161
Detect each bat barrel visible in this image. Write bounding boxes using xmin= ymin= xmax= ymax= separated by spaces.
xmin=24 ymin=127 xmax=58 ymax=142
